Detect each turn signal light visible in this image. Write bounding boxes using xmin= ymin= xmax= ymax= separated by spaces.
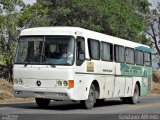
xmin=68 ymin=80 xmax=74 ymax=88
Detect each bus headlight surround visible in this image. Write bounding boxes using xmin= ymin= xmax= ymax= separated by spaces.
xmin=56 ymin=80 xmax=74 ymax=88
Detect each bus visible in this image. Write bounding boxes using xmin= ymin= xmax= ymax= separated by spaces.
xmin=13 ymin=27 xmax=152 ymax=109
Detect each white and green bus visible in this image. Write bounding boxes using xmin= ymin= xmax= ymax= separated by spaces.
xmin=13 ymin=27 xmax=152 ymax=109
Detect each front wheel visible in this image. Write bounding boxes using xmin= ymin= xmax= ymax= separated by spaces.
xmin=128 ymin=84 xmax=139 ymax=104
xmin=80 ymin=84 xmax=96 ymax=109
xmin=35 ymin=98 xmax=50 ymax=108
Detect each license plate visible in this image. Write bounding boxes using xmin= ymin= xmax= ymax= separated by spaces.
xmin=34 ymin=92 xmax=45 ymax=98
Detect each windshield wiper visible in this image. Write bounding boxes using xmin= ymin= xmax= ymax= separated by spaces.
xmin=24 ymin=63 xmax=28 ymax=67
xmin=48 ymin=64 xmax=56 ymax=68
xmin=24 ymin=61 xmax=31 ymax=67
xmin=40 ymin=63 xmax=56 ymax=68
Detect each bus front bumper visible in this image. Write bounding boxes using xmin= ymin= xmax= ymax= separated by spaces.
xmin=13 ymin=86 xmax=73 ymax=100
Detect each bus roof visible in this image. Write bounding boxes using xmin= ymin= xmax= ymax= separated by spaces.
xmin=20 ymin=26 xmax=151 ymax=52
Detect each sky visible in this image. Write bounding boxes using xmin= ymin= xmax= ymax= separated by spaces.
xmin=23 ymin=0 xmax=36 ymax=5
xmin=149 ymin=0 xmax=160 ymax=8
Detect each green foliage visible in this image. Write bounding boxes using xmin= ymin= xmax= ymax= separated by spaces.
xmin=0 ymin=0 xmax=48 ymax=67
xmin=38 ymin=0 xmax=150 ymax=43
xmin=17 ymin=2 xmax=48 ymax=28
xmin=0 ymin=0 xmax=24 ymax=66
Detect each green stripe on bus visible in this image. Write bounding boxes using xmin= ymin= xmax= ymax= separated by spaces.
xmin=120 ymin=64 xmax=152 ymax=77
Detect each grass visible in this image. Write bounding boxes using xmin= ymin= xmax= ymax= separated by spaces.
xmin=0 ymin=80 xmax=14 ymax=100
xmin=150 ymin=82 xmax=160 ymax=95
xmin=0 ymin=80 xmax=12 ymax=91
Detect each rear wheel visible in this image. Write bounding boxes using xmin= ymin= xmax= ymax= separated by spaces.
xmin=128 ymin=84 xmax=139 ymax=104
xmin=80 ymin=84 xmax=96 ymax=109
xmin=35 ymin=98 xmax=50 ymax=108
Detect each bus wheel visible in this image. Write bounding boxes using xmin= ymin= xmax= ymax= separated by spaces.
xmin=81 ymin=84 xmax=96 ymax=109
xmin=128 ymin=84 xmax=139 ymax=104
xmin=35 ymin=98 xmax=50 ymax=108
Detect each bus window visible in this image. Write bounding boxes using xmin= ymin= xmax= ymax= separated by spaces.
xmin=44 ymin=36 xmax=74 ymax=65
xmin=88 ymin=39 xmax=100 ymax=60
xmin=135 ymin=50 xmax=144 ymax=65
xmin=76 ymin=36 xmax=85 ymax=66
xmin=101 ymin=42 xmax=113 ymax=61
xmin=115 ymin=45 xmax=125 ymax=63
xmin=125 ymin=47 xmax=134 ymax=64
xmin=144 ymin=52 xmax=151 ymax=66
xmin=15 ymin=37 xmax=44 ymax=64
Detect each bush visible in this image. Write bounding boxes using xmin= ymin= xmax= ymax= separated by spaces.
xmin=0 ymin=64 xmax=11 ymax=82
xmin=153 ymin=71 xmax=160 ymax=83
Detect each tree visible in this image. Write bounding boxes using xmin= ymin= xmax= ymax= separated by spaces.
xmin=38 ymin=0 xmax=150 ymax=42
xmin=0 ymin=0 xmax=48 ymax=81
xmin=0 ymin=0 xmax=25 ymax=71
xmin=17 ymin=2 xmax=48 ymax=29
xmin=145 ymin=1 xmax=160 ymax=69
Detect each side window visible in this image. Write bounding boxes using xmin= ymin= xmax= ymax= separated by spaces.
xmin=101 ymin=42 xmax=113 ymax=61
xmin=144 ymin=52 xmax=151 ymax=66
xmin=135 ymin=50 xmax=144 ymax=65
xmin=125 ymin=48 xmax=134 ymax=64
xmin=76 ymin=36 xmax=85 ymax=66
xmin=88 ymin=39 xmax=100 ymax=60
xmin=115 ymin=45 xmax=125 ymax=63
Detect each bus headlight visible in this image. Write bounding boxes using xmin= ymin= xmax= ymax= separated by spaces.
xmin=63 ymin=81 xmax=68 ymax=86
xmin=14 ymin=79 xmax=19 ymax=84
xmin=14 ymin=79 xmax=23 ymax=85
xmin=19 ymin=79 xmax=23 ymax=84
xmin=57 ymin=81 xmax=62 ymax=86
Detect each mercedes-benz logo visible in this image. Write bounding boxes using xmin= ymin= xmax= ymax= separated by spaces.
xmin=36 ymin=80 xmax=41 ymax=86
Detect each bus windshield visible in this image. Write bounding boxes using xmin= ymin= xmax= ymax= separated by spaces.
xmin=15 ymin=36 xmax=75 ymax=65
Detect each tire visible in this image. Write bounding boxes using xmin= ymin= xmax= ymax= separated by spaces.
xmin=35 ymin=98 xmax=50 ymax=108
xmin=80 ymin=84 xmax=96 ymax=109
xmin=128 ymin=84 xmax=139 ymax=104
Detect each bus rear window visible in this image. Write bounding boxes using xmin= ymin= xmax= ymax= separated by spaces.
xmin=144 ymin=52 xmax=151 ymax=66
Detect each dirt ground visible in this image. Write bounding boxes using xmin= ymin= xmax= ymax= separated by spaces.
xmin=0 ymin=80 xmax=34 ymax=104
